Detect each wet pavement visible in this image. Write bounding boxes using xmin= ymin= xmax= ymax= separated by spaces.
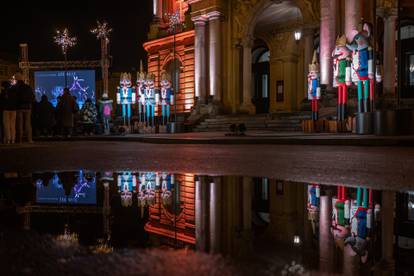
xmin=0 ymin=170 xmax=413 ymax=275
xmin=1 ymin=141 xmax=414 ymax=190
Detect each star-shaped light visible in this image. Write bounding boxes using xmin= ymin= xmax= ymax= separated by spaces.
xmin=54 ymin=28 xmax=77 ymax=55
xmin=91 ymin=21 xmax=112 ymax=42
xmin=165 ymin=10 xmax=185 ymax=33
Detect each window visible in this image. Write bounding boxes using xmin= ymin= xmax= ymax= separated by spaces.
xmin=409 ymin=55 xmax=414 ymax=86
xmin=262 ymin=74 xmax=268 ymax=98
xmin=401 ymin=25 xmax=414 ymax=40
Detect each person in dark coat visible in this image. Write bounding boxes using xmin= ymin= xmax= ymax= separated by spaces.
xmin=12 ymin=72 xmax=35 ymax=143
xmin=56 ymin=88 xmax=78 ymax=137
xmin=37 ymin=95 xmax=55 ymax=136
xmin=1 ymin=80 xmax=18 ymax=144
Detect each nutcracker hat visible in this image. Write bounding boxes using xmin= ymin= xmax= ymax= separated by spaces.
xmin=160 ymin=70 xmax=171 ymax=81
xmin=350 ymin=19 xmax=372 ymax=41
xmin=137 ymin=60 xmax=146 ymax=80
xmin=308 ymin=51 xmax=319 ymax=72
xmin=120 ymin=72 xmax=131 ymax=82
xmin=146 ymin=73 xmax=155 ymax=81
xmin=335 ymin=35 xmax=347 ymax=47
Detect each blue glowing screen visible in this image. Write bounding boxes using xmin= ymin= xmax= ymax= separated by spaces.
xmin=36 ymin=171 xmax=96 ymax=205
xmin=34 ymin=70 xmax=96 ymax=109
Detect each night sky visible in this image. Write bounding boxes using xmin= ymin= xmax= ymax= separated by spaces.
xmin=0 ymin=1 xmax=153 ymax=71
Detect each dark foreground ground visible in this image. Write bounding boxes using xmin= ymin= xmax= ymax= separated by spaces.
xmin=0 ymin=230 xmax=234 ymax=276
xmin=1 ymin=141 xmax=414 ymax=190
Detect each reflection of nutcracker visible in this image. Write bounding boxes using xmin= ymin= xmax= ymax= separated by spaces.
xmin=117 ymin=171 xmax=137 ymax=208
xmin=308 ymin=51 xmax=321 ymax=121
xmin=144 ymin=74 xmax=158 ymax=127
xmin=332 ymin=35 xmax=351 ymax=121
xmin=347 ymin=22 xmax=381 ymax=113
xmin=307 ymin=184 xmax=320 ymax=235
xmin=136 ymin=61 xmax=146 ymax=124
xmin=116 ymin=73 xmax=136 ymax=126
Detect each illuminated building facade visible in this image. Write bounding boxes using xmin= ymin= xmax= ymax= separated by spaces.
xmin=144 ymin=0 xmax=413 ymax=118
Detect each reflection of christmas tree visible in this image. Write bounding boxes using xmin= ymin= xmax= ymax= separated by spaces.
xmin=35 ymin=87 xmax=46 ymax=102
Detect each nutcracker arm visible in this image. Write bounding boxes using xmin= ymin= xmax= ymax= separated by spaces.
xmin=368 ymin=47 xmax=374 ymax=79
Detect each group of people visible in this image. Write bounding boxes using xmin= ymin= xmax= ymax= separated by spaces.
xmin=0 ymin=72 xmax=98 ymax=144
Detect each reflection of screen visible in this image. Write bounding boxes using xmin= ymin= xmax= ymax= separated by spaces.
xmin=36 ymin=171 xmax=96 ymax=205
xmin=34 ymin=70 xmax=96 ymax=109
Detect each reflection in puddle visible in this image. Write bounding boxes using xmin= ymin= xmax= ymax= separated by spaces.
xmin=0 ymin=171 xmax=413 ymax=275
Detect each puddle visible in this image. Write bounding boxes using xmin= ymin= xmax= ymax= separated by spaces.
xmin=0 ymin=170 xmax=413 ymax=275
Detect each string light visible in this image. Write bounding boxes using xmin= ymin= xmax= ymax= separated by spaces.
xmin=165 ymin=10 xmax=185 ymax=34
xmin=91 ymin=21 xmax=112 ymax=42
xmin=54 ymin=28 xmax=77 ymax=56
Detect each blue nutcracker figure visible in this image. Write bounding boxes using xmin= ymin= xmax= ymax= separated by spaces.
xmin=144 ymin=73 xmax=158 ymax=128
xmin=136 ymin=65 xmax=146 ymax=125
xmin=116 ymin=73 xmax=136 ymax=126
xmin=347 ymin=22 xmax=380 ymax=113
xmin=307 ymin=51 xmax=321 ymax=121
xmin=159 ymin=71 xmax=174 ymax=125
xmin=117 ymin=171 xmax=137 ymax=208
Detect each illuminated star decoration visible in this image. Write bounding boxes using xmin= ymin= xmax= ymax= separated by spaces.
xmin=91 ymin=21 xmax=112 ymax=43
xmin=54 ymin=28 xmax=77 ymax=56
xmin=166 ymin=10 xmax=185 ymax=34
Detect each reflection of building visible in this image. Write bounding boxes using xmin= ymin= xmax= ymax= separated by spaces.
xmin=0 ymin=55 xmax=18 ymax=84
xmin=144 ymin=0 xmax=413 ymax=118
xmin=144 ymin=173 xmax=196 ymax=246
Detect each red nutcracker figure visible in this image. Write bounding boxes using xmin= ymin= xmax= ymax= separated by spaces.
xmin=332 ymin=35 xmax=352 ymax=121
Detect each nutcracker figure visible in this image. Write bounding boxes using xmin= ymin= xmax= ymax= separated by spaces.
xmin=116 ymin=73 xmax=136 ymax=126
xmin=136 ymin=61 xmax=146 ymax=124
xmin=98 ymin=92 xmax=113 ymax=135
xmin=332 ymin=35 xmax=352 ymax=121
xmin=331 ymin=186 xmax=350 ymax=241
xmin=144 ymin=73 xmax=158 ymax=128
xmin=307 ymin=51 xmax=321 ymax=121
xmin=159 ymin=71 xmax=174 ymax=125
xmin=347 ymin=22 xmax=379 ymax=113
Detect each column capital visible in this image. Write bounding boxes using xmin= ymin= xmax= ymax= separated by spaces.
xmin=206 ymin=11 xmax=223 ymax=21
xmin=377 ymin=7 xmax=398 ymax=19
xmin=242 ymin=35 xmax=255 ymax=48
xmin=192 ymin=15 xmax=208 ymax=26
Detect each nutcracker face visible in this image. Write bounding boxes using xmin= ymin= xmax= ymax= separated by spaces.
xmin=308 ymin=69 xmax=319 ymax=80
xmin=332 ymin=45 xmax=351 ymax=60
xmin=347 ymin=23 xmax=371 ymax=52
xmin=120 ymin=75 xmax=132 ymax=88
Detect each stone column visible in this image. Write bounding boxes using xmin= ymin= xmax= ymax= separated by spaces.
xmin=319 ymin=195 xmax=335 ymax=273
xmin=193 ymin=17 xmax=208 ymax=105
xmin=382 ymin=9 xmax=398 ymax=95
xmin=320 ymin=0 xmax=337 ymax=87
xmin=195 ymin=176 xmax=207 ymax=251
xmin=209 ymin=177 xmax=221 ymax=254
xmin=208 ymin=12 xmax=223 ymax=102
xmin=381 ymin=191 xmax=395 ymax=270
xmin=345 ymin=0 xmax=361 ymax=42
xmin=19 ymin=43 xmax=30 ymax=85
xmin=240 ymin=37 xmax=255 ymax=114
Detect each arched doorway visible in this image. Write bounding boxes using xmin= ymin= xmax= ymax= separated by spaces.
xmin=164 ymin=58 xmax=182 ymax=96
xmin=400 ymin=20 xmax=414 ymax=99
xmin=252 ymin=45 xmax=270 ymax=113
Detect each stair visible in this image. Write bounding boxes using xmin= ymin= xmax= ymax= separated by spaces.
xmin=193 ymin=112 xmax=311 ymax=132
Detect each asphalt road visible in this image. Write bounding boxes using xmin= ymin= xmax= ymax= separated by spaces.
xmin=1 ymin=141 xmax=413 ymax=191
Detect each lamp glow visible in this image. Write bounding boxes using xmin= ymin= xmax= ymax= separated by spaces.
xmin=293 ymin=235 xmax=301 ymax=245
xmin=294 ymin=30 xmax=302 ymax=41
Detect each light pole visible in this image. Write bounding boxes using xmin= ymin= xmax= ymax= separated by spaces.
xmin=166 ymin=10 xmax=184 ymax=127
xmin=54 ymin=28 xmax=77 ymax=88
xmin=91 ymin=21 xmax=112 ymax=98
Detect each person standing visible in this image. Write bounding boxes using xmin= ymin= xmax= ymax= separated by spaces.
xmin=57 ymin=88 xmax=78 ymax=137
xmin=13 ymin=72 xmax=34 ymax=143
xmin=37 ymin=95 xmax=55 ymax=136
xmin=1 ymin=80 xmax=18 ymax=144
